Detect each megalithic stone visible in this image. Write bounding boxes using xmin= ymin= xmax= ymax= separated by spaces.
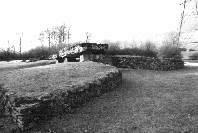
xmin=58 ymin=43 xmax=108 ymax=62
xmin=180 ymin=0 xmax=198 ymax=50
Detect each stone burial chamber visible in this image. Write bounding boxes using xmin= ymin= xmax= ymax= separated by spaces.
xmin=0 ymin=62 xmax=122 ymax=131
xmin=57 ymin=43 xmax=108 ymax=63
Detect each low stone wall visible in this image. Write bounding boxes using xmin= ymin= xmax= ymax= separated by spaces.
xmin=160 ymin=58 xmax=184 ymax=70
xmin=0 ymin=86 xmax=7 ymax=116
xmin=111 ymin=55 xmax=184 ymax=71
xmin=0 ymin=64 xmax=122 ymax=131
xmin=59 ymin=43 xmax=108 ymax=58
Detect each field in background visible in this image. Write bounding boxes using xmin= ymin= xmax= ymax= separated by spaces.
xmin=0 ymin=60 xmax=56 ymax=71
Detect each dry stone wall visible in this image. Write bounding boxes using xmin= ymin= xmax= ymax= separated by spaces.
xmin=0 ymin=86 xmax=7 ymax=116
xmin=160 ymin=58 xmax=184 ymax=70
xmin=0 ymin=66 xmax=122 ymax=131
xmin=111 ymin=55 xmax=184 ymax=71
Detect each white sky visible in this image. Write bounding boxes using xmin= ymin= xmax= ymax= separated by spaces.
xmin=0 ymin=0 xmax=181 ymax=51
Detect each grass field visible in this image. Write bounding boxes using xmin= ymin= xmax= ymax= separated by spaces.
xmin=0 ymin=61 xmax=118 ymax=99
xmin=0 ymin=61 xmax=120 ymax=132
xmin=1 ymin=61 xmax=198 ymax=133
xmin=29 ymin=66 xmax=198 ymax=133
xmin=0 ymin=60 xmax=56 ymax=71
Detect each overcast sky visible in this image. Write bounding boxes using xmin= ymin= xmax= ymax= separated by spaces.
xmin=0 ymin=0 xmax=181 ymax=51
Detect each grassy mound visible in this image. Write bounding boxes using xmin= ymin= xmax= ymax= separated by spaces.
xmin=0 ymin=61 xmax=122 ymax=131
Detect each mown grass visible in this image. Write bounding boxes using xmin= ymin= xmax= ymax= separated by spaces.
xmin=0 ymin=61 xmax=119 ymax=132
xmin=0 ymin=61 xmax=117 ymax=98
xmin=0 ymin=60 xmax=56 ymax=71
xmin=27 ymin=66 xmax=198 ymax=133
xmin=1 ymin=63 xmax=198 ymax=133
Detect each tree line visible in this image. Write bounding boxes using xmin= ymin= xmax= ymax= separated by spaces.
xmin=0 ymin=24 xmax=72 ymax=61
xmin=39 ymin=24 xmax=72 ymax=51
xmin=0 ymin=23 xmax=94 ymax=61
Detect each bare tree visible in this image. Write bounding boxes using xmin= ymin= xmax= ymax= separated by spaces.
xmin=177 ymin=0 xmax=198 ymax=47
xmin=61 ymin=24 xmax=67 ymax=43
xmin=50 ymin=24 xmax=68 ymax=45
xmin=16 ymin=32 xmax=23 ymax=56
xmin=178 ymin=0 xmax=188 ymax=47
xmin=45 ymin=29 xmax=52 ymax=51
xmin=39 ymin=24 xmax=72 ymax=54
xmin=39 ymin=32 xmax=45 ymax=47
xmin=67 ymin=26 xmax=71 ymax=45
xmin=50 ymin=29 xmax=58 ymax=46
xmin=55 ymin=25 xmax=65 ymax=44
xmin=85 ymin=32 xmax=91 ymax=43
xmin=11 ymin=45 xmax=15 ymax=54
